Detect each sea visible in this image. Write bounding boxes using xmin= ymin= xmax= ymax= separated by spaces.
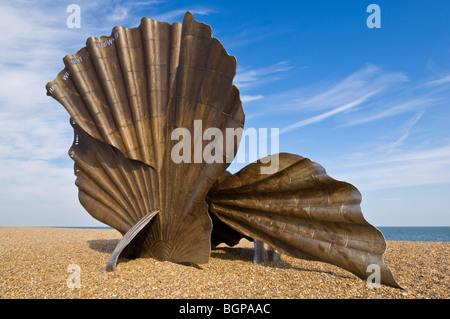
xmin=378 ymin=227 xmax=450 ymax=242
xmin=59 ymin=226 xmax=450 ymax=242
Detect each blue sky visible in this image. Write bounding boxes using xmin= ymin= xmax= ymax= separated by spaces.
xmin=1 ymin=0 xmax=449 ymax=226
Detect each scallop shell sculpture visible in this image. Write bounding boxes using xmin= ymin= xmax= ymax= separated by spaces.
xmin=46 ymin=12 xmax=401 ymax=288
xmin=207 ymin=154 xmax=401 ymax=288
xmin=47 ymin=12 xmax=244 ymax=264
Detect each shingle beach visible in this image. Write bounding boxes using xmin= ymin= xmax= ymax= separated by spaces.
xmin=0 ymin=227 xmax=448 ymax=299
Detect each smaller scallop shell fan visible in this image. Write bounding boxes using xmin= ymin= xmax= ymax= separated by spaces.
xmin=46 ymin=12 xmax=402 ymax=289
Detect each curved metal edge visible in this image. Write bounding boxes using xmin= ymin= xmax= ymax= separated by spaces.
xmin=102 ymin=210 xmax=160 ymax=272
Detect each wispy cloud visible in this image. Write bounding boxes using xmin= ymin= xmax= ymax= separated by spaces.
xmin=152 ymin=8 xmax=217 ymax=22
xmin=220 ymin=26 xmax=283 ymax=50
xmin=234 ymin=61 xmax=293 ymax=89
xmin=297 ymin=64 xmax=408 ymax=111
xmin=241 ymin=95 xmax=264 ymax=103
xmin=385 ymin=111 xmax=425 ymax=153
xmin=107 ymin=6 xmax=129 ymax=22
xmin=351 ymin=145 xmax=450 ymax=167
xmin=334 ymin=144 xmax=450 ymax=190
xmin=328 ymin=110 xmax=450 ymax=191
xmin=427 ymin=74 xmax=450 ymax=87
xmin=344 ymin=98 xmax=432 ymax=126
xmin=280 ymin=93 xmax=374 ymax=134
xmin=276 ymin=64 xmax=408 ymax=133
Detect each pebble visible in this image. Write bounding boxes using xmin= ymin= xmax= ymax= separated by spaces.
xmin=0 ymin=227 xmax=448 ymax=299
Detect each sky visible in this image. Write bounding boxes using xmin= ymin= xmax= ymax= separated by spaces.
xmin=0 ymin=0 xmax=449 ymax=227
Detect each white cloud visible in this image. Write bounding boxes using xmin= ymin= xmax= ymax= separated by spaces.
xmin=280 ymin=92 xmax=374 ymax=134
xmin=152 ymin=8 xmax=217 ymax=22
xmin=108 ymin=6 xmax=129 ymax=22
xmin=427 ymin=74 xmax=450 ymax=86
xmin=333 ymin=139 xmax=450 ymax=192
xmin=385 ymin=111 xmax=424 ymax=153
xmin=352 ymin=145 xmax=450 ymax=167
xmin=298 ymin=64 xmax=408 ymax=111
xmin=277 ymin=64 xmax=408 ymax=133
xmin=344 ymin=98 xmax=432 ymax=126
xmin=339 ymin=157 xmax=450 ymax=191
xmin=241 ymin=95 xmax=264 ymax=103
xmin=332 ymin=144 xmax=450 ymax=191
xmin=234 ymin=61 xmax=293 ymax=89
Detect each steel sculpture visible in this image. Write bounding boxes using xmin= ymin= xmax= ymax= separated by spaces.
xmin=46 ymin=12 xmax=401 ymax=288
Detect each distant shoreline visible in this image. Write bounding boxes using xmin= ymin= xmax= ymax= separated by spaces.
xmin=1 ymin=225 xmax=450 ymax=242
xmin=4 ymin=225 xmax=449 ymax=228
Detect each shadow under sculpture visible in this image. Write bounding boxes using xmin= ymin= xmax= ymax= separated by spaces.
xmin=46 ymin=11 xmax=402 ymax=289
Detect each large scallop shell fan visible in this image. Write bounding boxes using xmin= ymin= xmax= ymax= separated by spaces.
xmin=207 ymin=153 xmax=402 ymax=288
xmin=47 ymin=12 xmax=244 ymax=265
